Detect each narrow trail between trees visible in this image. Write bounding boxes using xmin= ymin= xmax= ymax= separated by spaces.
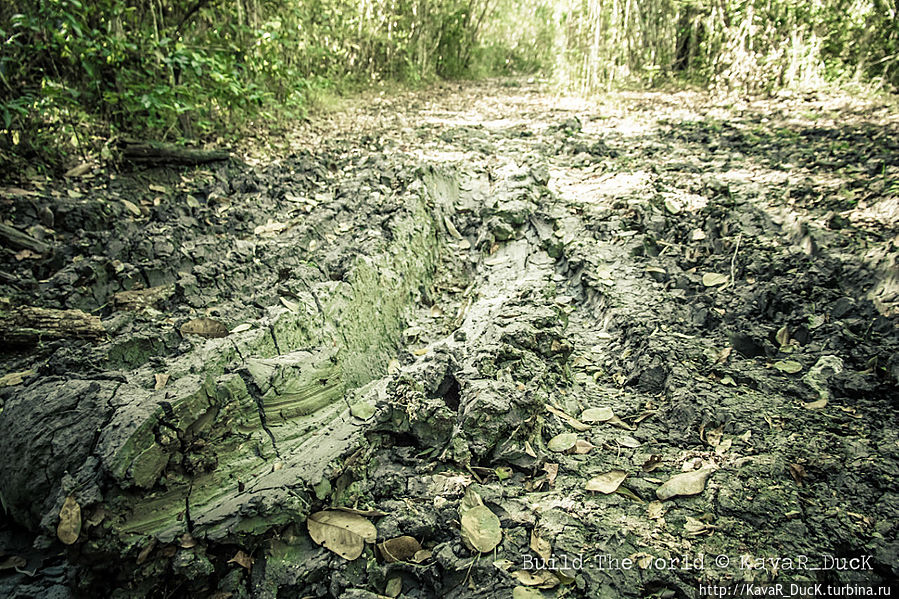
xmin=1 ymin=80 xmax=898 ymax=599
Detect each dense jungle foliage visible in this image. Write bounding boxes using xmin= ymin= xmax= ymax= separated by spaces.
xmin=1 ymin=0 xmax=897 ymax=170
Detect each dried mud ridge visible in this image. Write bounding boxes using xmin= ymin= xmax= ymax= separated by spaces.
xmin=1 ymin=82 xmax=898 ymax=598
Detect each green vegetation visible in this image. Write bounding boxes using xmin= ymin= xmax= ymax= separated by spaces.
xmin=544 ymin=0 xmax=899 ymax=93
xmin=2 ymin=0 xmax=896 ymax=170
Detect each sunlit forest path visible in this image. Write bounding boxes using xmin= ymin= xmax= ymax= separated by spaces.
xmin=1 ymin=78 xmax=898 ymax=597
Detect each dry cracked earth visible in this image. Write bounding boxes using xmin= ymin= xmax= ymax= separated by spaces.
xmin=1 ymin=80 xmax=898 ymax=599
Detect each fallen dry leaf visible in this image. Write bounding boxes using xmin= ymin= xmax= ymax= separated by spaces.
xmin=656 ymin=467 xmax=714 ymax=501
xmin=154 ymin=373 xmax=169 ymax=391
xmin=803 ymin=398 xmax=828 ymax=410
xmin=254 ymin=220 xmax=287 ymax=236
xmin=789 ymin=463 xmax=806 ymax=485
xmin=385 ymin=576 xmax=402 ymax=598
xmin=280 ymin=297 xmax=299 ymax=312
xmin=64 ymin=163 xmax=91 ymax=178
xmin=377 ymin=535 xmax=421 ymax=563
xmin=580 ymin=406 xmax=614 ymax=422
xmin=547 ymin=432 xmax=578 ymax=452
xmin=705 ymin=425 xmax=724 ymax=447
xmin=775 ymin=325 xmax=790 ymax=347
xmin=180 ymin=317 xmax=229 ymax=338
xmin=14 ymin=249 xmax=39 ymax=260
xmin=0 ymin=556 xmax=26 ymax=570
xmin=121 ymin=199 xmax=142 ymax=217
xmin=57 ymin=495 xmax=81 ymax=545
xmin=512 ymin=569 xmax=560 ymax=588
xmin=444 ymin=215 xmax=463 ymax=239
xmin=0 ymin=370 xmax=35 ymax=387
xmin=513 ymin=587 xmax=546 ymax=599
xmin=684 ymin=516 xmax=716 ymax=536
xmin=460 ymin=505 xmax=502 ymax=553
xmin=574 ymin=439 xmax=594 ymax=454
xmin=774 ymin=360 xmax=803 ymax=374
xmin=307 ymin=510 xmax=377 ymax=560
xmin=642 ymin=454 xmax=663 ymax=472
xmin=228 ymin=550 xmax=253 ymax=569
xmin=546 ymin=404 xmax=591 ymax=431
xmin=136 ymin=539 xmax=156 ymax=565
xmin=616 ymin=435 xmax=641 ymax=448
xmin=715 ymin=438 xmax=733 ymax=454
xmin=609 ymin=415 xmax=636 ymax=431
xmin=702 ymin=272 xmax=729 ymax=287
xmin=543 ymin=462 xmax=559 ymax=487
xmin=715 ymin=347 xmax=733 ymax=364
xmin=529 ymin=529 xmax=552 ymax=560
xmin=633 ymin=552 xmax=654 ymax=569
xmin=585 ymin=470 xmax=628 ymax=494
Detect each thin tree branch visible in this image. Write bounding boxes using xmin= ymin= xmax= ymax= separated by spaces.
xmin=173 ymin=0 xmax=215 ymax=38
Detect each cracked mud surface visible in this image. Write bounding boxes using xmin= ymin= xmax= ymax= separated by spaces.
xmin=1 ymin=81 xmax=898 ymax=598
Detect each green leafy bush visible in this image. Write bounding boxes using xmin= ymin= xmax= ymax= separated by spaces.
xmin=0 ymin=0 xmax=509 ymax=173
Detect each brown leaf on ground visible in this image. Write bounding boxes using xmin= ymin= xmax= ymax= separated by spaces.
xmin=307 ymin=510 xmax=376 ymax=560
xmin=154 ymin=373 xmax=169 ymax=390
xmin=377 ymin=535 xmax=421 ymax=563
xmin=543 ymin=462 xmax=559 ymax=487
xmin=529 ymin=529 xmax=552 ymax=560
xmin=57 ymin=495 xmax=82 ymax=545
xmin=656 ymin=468 xmax=714 ymax=500
xmin=228 ymin=550 xmax=254 ymax=570
xmin=585 ymin=470 xmax=627 ymax=494
xmin=180 ymin=317 xmax=229 ymax=338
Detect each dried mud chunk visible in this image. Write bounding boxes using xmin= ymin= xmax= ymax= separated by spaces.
xmin=113 ymin=284 xmax=174 ymax=311
xmin=729 ymin=333 xmax=767 ymax=358
xmin=0 ymin=378 xmax=117 ymax=527
xmin=630 ymin=358 xmax=669 ymax=394
xmin=493 ymin=199 xmax=532 ymax=226
xmin=174 ymin=549 xmax=215 ymax=577
xmin=488 ymin=217 xmax=515 ymax=241
xmin=830 ymin=297 xmax=855 ymax=319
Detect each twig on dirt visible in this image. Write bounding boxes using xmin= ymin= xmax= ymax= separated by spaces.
xmin=722 ymin=233 xmax=742 ymax=290
xmin=465 ymin=464 xmax=484 ymax=484
xmin=462 ymin=554 xmax=479 ymax=586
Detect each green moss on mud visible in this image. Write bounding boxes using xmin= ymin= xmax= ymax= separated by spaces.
xmin=102 ymin=170 xmax=458 ymax=547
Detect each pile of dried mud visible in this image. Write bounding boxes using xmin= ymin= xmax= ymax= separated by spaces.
xmin=1 ymin=81 xmax=897 ymax=598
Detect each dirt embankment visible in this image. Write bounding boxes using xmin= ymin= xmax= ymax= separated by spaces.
xmin=1 ymin=81 xmax=898 ymax=598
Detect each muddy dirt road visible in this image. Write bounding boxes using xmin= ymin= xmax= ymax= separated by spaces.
xmin=1 ymin=80 xmax=898 ymax=598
